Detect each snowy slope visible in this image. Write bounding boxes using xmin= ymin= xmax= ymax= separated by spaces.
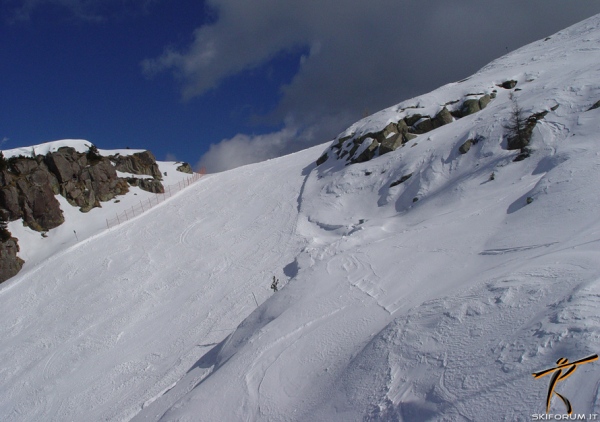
xmin=5 ymin=139 xmax=200 ymax=269
xmin=0 ymin=144 xmax=320 ymax=421
xmin=3 ymin=14 xmax=600 ymax=422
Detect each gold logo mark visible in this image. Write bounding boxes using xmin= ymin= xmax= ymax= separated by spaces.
xmin=532 ymin=354 xmax=598 ymax=414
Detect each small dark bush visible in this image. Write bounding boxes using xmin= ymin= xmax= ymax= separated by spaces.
xmin=86 ymin=144 xmax=102 ymax=163
xmin=0 ymin=152 xmax=7 ymax=172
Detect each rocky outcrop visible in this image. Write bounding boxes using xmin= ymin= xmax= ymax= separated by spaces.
xmin=316 ymin=153 xmax=329 ymax=166
xmin=499 ymin=80 xmax=518 ymax=89
xmin=0 ymin=144 xmax=168 ymax=282
xmin=44 ymin=147 xmax=129 ymax=213
xmin=458 ymin=136 xmax=483 ymax=154
xmin=126 ymin=178 xmax=165 ymax=194
xmin=390 ymin=173 xmax=413 ymax=187
xmin=0 ymin=215 xmax=24 ymax=283
xmin=587 ymin=100 xmax=600 ymax=111
xmin=322 ymin=92 xmax=495 ymax=166
xmin=0 ymin=158 xmax=64 ymax=231
xmin=176 ymin=163 xmax=193 ymax=174
xmin=454 ymin=95 xmax=492 ymax=118
xmin=459 ymin=140 xmax=473 ymax=154
xmin=353 ymin=139 xmax=380 ymax=163
xmin=1 ymin=146 xmax=135 ymax=229
xmin=0 ymin=237 xmax=24 ymax=283
xmin=111 ymin=151 xmax=162 ymax=180
xmin=109 ymin=151 xmax=166 ymax=193
xmin=432 ymin=107 xmax=454 ymax=128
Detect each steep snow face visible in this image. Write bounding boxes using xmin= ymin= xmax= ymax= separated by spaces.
xmin=151 ymin=14 xmax=600 ymax=421
xmin=0 ymin=145 xmax=322 ymax=422
xmin=3 ymin=14 xmax=600 ymax=422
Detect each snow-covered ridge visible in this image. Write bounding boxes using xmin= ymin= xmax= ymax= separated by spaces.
xmin=318 ymin=13 xmax=600 ymax=170
xmin=3 ymin=139 xmax=202 ymax=276
xmin=2 ymin=13 xmax=600 ymax=422
xmin=2 ymin=138 xmax=146 ymax=159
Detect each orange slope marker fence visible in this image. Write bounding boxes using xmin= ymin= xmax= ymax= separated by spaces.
xmin=106 ymin=168 xmax=206 ymax=229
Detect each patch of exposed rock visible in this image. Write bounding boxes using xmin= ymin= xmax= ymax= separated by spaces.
xmin=0 ymin=236 xmax=24 ymax=283
xmin=458 ymin=135 xmax=484 ymax=154
xmin=45 ymin=147 xmax=130 ymax=212
xmin=126 ymin=177 xmax=165 ymax=194
xmin=1 ymin=156 xmax=65 ymax=231
xmin=0 ymin=145 xmax=165 ymax=281
xmin=110 ymin=151 xmax=163 ymax=180
xmin=322 ymin=91 xmax=495 ymax=166
xmin=176 ymin=162 xmax=193 ymax=174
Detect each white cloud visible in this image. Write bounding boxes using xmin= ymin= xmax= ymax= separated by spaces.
xmin=195 ymin=126 xmax=297 ymax=173
xmin=150 ymin=0 xmax=600 ymax=171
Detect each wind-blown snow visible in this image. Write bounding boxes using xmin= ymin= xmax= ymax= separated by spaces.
xmin=3 ymin=14 xmax=600 ymax=422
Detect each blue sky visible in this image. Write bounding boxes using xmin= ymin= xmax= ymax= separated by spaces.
xmin=2 ymin=1 xmax=600 ymax=172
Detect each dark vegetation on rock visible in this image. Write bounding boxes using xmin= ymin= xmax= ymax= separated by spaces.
xmin=504 ymin=98 xmax=548 ymax=160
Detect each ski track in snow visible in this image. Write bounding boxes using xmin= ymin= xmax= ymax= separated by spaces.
xmin=0 ymin=147 xmax=319 ymax=422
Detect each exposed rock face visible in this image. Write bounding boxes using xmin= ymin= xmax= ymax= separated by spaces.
xmin=108 ymin=151 xmax=166 ymax=193
xmin=176 ymin=163 xmax=193 ymax=174
xmin=478 ymin=94 xmax=492 ymax=110
xmin=390 ymin=173 xmax=413 ymax=187
xmin=321 ymin=92 xmax=493 ymax=166
xmin=1 ymin=147 xmax=135 ymax=226
xmin=0 ymin=159 xmax=64 ymax=231
xmin=45 ymin=147 xmax=129 ymax=213
xmin=413 ymin=118 xmax=434 ymax=134
xmin=111 ymin=151 xmax=162 ymax=180
xmin=459 ymin=99 xmax=481 ymax=117
xmin=316 ymin=153 xmax=328 ymax=166
xmin=353 ymin=139 xmax=379 ymax=163
xmin=432 ymin=107 xmax=453 ymax=128
xmin=127 ymin=178 xmax=165 ymax=194
xmin=379 ymin=133 xmax=404 ymax=155
xmin=587 ymin=100 xmax=600 ymax=111
xmin=455 ymin=95 xmax=490 ymax=118
xmin=500 ymin=80 xmax=518 ymax=89
xmin=459 ymin=140 xmax=473 ymax=154
xmin=0 ymin=237 xmax=24 ymax=283
xmin=0 ymin=144 xmax=166 ymax=282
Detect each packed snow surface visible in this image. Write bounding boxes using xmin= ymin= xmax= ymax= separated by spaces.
xmin=3 ymin=14 xmax=600 ymax=422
